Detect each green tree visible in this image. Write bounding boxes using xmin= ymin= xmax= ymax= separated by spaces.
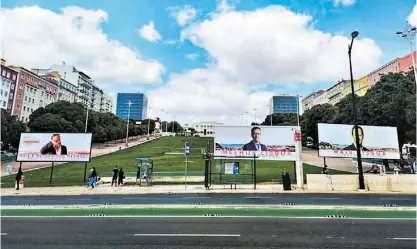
xmin=300 ymin=104 xmax=337 ymax=143
xmin=1 ymin=110 xmax=26 ymax=149
xmin=262 ymin=113 xmax=298 ymax=126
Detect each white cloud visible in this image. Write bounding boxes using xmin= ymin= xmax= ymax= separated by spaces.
xmin=151 ymin=5 xmax=382 ymax=125
xmin=408 ymin=4 xmax=417 ymax=27
xmin=181 ymin=5 xmax=382 ymax=85
xmin=0 ymin=6 xmax=165 ymax=85
xmin=169 ymin=5 xmax=197 ymax=26
xmin=164 ymin=40 xmax=177 ymax=45
xmin=139 ymin=21 xmax=162 ymax=42
xmin=332 ymin=0 xmax=355 ymax=7
xmin=185 ymin=53 xmax=199 ymax=60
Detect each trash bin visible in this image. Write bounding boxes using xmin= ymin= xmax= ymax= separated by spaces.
xmin=282 ymin=172 xmax=291 ymax=191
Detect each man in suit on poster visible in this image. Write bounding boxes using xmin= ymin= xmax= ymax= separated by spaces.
xmin=40 ymin=134 xmax=68 ymax=155
xmin=243 ymin=127 xmax=267 ymax=151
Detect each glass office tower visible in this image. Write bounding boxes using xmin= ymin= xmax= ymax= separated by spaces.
xmin=116 ymin=93 xmax=148 ymax=120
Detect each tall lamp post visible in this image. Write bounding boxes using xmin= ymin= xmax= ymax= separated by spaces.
xmin=348 ymin=30 xmax=365 ymax=190
xmin=147 ymin=106 xmax=152 ymax=137
xmin=84 ymin=105 xmax=89 ymax=132
xmin=253 ymin=108 xmax=258 ymax=124
xmin=125 ymin=100 xmax=132 ymax=147
xmin=396 ymin=22 xmax=417 ymax=86
xmin=267 ymin=104 xmax=272 ymax=126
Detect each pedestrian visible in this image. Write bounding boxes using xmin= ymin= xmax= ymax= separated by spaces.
xmin=111 ymin=166 xmax=119 ymax=186
xmin=118 ymin=168 xmax=125 ymax=186
xmin=15 ymin=167 xmax=23 ymax=190
xmin=321 ymin=165 xmax=328 ymax=175
xmin=89 ymin=167 xmax=98 ymax=188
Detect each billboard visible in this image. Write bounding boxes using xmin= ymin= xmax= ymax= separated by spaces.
xmin=214 ymin=126 xmax=300 ymax=161
xmin=317 ymin=123 xmax=400 ymax=159
xmin=17 ymin=133 xmax=93 ymax=162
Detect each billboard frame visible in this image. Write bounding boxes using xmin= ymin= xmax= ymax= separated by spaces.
xmin=15 ymin=132 xmax=94 ymax=163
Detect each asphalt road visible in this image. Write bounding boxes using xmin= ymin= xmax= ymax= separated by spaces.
xmin=1 ymin=193 xmax=416 ymax=207
xmin=1 ymin=217 xmax=415 ymax=249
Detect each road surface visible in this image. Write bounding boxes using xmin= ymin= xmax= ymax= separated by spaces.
xmin=1 ymin=193 xmax=415 ymax=207
xmin=1 ymin=217 xmax=415 ymax=249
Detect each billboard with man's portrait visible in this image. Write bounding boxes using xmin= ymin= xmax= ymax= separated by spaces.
xmin=214 ymin=126 xmax=300 ymax=161
xmin=317 ymin=123 xmax=400 ymax=159
xmin=16 ymin=133 xmax=93 ymax=162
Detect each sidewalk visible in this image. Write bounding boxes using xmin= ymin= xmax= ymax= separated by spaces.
xmin=1 ymin=136 xmax=158 ymax=176
xmin=2 ymin=184 xmax=415 ymax=196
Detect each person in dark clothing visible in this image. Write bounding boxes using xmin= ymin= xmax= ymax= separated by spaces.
xmin=118 ymin=168 xmax=125 ymax=186
xmin=15 ymin=167 xmax=23 ymax=190
xmin=89 ymin=167 xmax=98 ymax=188
xmin=40 ymin=134 xmax=68 ymax=155
xmin=111 ymin=166 xmax=119 ymax=186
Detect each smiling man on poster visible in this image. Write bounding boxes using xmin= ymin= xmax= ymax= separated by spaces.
xmin=40 ymin=134 xmax=68 ymax=155
xmin=243 ymin=127 xmax=267 ymax=151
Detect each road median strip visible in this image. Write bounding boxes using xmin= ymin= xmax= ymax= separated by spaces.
xmin=1 ymin=205 xmax=415 ymax=219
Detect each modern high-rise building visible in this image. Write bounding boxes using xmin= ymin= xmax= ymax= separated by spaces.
xmin=269 ymin=94 xmax=300 ymax=114
xmin=100 ymin=94 xmax=113 ymax=113
xmin=116 ymin=93 xmax=148 ymax=121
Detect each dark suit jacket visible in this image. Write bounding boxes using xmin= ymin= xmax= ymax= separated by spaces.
xmin=343 ymin=143 xmax=368 ymax=151
xmin=40 ymin=142 xmax=68 ymax=155
xmin=242 ymin=141 xmax=267 ymax=151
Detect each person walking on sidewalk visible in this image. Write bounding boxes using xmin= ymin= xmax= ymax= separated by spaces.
xmin=111 ymin=166 xmax=119 ymax=186
xmin=15 ymin=167 xmax=23 ymax=190
xmin=89 ymin=167 xmax=98 ymax=188
xmin=118 ymin=168 xmax=125 ymax=186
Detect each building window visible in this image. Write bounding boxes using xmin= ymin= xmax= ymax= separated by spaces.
xmin=6 ymin=72 xmax=10 ymax=78
xmin=20 ymin=84 xmax=23 ymax=89
xmin=0 ymin=90 xmax=2 ymax=95
xmin=23 ymin=106 xmax=26 ymax=111
xmin=16 ymin=104 xmax=20 ymax=110
xmin=7 ymin=103 xmax=11 ymax=109
xmin=12 ymin=74 xmax=16 ymax=81
xmin=17 ymin=94 xmax=22 ymax=99
xmin=1 ymin=70 xmax=5 ymax=77
xmin=9 ymin=93 xmax=13 ymax=99
xmin=4 ymin=91 xmax=8 ymax=96
xmin=32 ymin=98 xmax=34 ymax=104
xmin=31 ymin=108 xmax=33 ymax=112
xmin=41 ymin=91 xmax=44 ymax=96
xmin=2 ymin=101 xmax=5 ymax=107
xmin=29 ymin=97 xmax=31 ymax=102
xmin=10 ymin=84 xmax=14 ymax=90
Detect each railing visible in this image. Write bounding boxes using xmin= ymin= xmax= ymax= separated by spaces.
xmin=99 ymin=171 xmax=204 ymax=178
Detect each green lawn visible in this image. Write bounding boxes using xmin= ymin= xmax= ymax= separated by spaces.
xmin=1 ymin=136 xmax=351 ymax=188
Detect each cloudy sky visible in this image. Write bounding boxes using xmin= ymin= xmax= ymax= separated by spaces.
xmin=1 ymin=0 xmax=416 ymax=125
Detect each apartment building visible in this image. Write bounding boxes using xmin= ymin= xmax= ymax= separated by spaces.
xmin=326 ymin=79 xmax=350 ymax=105
xmin=91 ymin=84 xmax=103 ymax=112
xmin=0 ymin=59 xmax=18 ymax=113
xmin=301 ymin=90 xmax=326 ymax=111
xmin=40 ymin=72 xmax=77 ymax=103
xmin=9 ymin=66 xmax=58 ymax=122
xmin=100 ymin=94 xmax=113 ymax=113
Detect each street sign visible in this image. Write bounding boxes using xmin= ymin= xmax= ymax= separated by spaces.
xmin=185 ymin=142 xmax=190 ymax=157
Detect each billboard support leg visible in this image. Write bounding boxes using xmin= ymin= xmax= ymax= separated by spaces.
xmin=253 ymin=155 xmax=257 ymax=190
xmin=295 ymin=160 xmax=303 ymax=189
xmin=83 ymin=163 xmax=87 ymax=183
xmin=49 ymin=162 xmax=54 ymax=184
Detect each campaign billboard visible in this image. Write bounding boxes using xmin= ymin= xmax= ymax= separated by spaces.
xmin=317 ymin=123 xmax=400 ymax=159
xmin=17 ymin=133 xmax=93 ymax=162
xmin=214 ymin=126 xmax=300 ymax=161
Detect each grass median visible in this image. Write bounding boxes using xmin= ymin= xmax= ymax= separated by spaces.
xmin=1 ymin=207 xmax=414 ymax=219
xmin=1 ymin=136 xmax=351 ymax=188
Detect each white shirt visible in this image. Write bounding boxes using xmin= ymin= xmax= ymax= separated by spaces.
xmin=55 ymin=146 xmax=61 ymax=155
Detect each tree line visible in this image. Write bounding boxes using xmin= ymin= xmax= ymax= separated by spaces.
xmin=1 ymin=101 xmax=183 ymax=150
xmin=258 ymin=71 xmax=416 ymax=147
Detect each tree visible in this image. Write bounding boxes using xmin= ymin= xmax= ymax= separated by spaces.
xmin=262 ymin=113 xmax=298 ymax=126
xmin=93 ymin=125 xmax=107 ymax=143
xmin=1 ymin=110 xmax=26 ymax=150
xmin=300 ymin=104 xmax=337 ymax=143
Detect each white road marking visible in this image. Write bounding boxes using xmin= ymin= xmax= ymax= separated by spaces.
xmin=180 ymin=197 xmax=210 ymax=199
xmin=387 ymin=238 xmax=416 ymax=240
xmin=310 ymin=197 xmax=341 ymax=200
xmin=244 ymin=197 xmax=274 ymax=199
xmin=134 ymin=233 xmax=240 ymax=237
xmin=71 ymin=198 xmax=91 ymax=201
xmin=380 ymin=198 xmax=412 ymax=201
xmin=1 ymin=233 xmax=8 ymax=236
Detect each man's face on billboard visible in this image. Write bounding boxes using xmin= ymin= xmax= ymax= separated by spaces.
xmin=252 ymin=128 xmax=261 ymax=143
xmin=52 ymin=135 xmax=61 ymax=147
xmin=352 ymin=128 xmax=364 ymax=145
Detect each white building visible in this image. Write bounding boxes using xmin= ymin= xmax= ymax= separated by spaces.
xmin=91 ymin=84 xmax=103 ymax=112
xmin=50 ymin=63 xmax=93 ymax=107
xmin=302 ymin=90 xmax=326 ymax=111
xmin=192 ymin=121 xmax=223 ymax=137
xmin=326 ymin=79 xmax=350 ymax=106
xmin=100 ymin=93 xmax=113 ymax=113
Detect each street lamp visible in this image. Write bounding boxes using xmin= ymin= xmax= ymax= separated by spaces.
xmin=267 ymin=104 xmax=272 ymax=126
xmin=125 ymin=100 xmax=132 ymax=147
xmin=84 ymin=105 xmax=89 ymax=132
xmin=296 ymin=95 xmax=301 ymax=127
xmin=253 ymin=108 xmax=258 ymax=124
xmin=396 ymin=22 xmax=417 ymax=86
xmin=348 ymin=30 xmax=365 ymax=190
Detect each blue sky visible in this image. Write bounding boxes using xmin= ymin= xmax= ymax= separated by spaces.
xmin=1 ymin=0 xmax=416 ymax=124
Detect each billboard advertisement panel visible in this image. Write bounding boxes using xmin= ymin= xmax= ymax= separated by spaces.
xmin=214 ymin=126 xmax=300 ymax=161
xmin=17 ymin=133 xmax=93 ymax=162
xmin=317 ymin=123 xmax=400 ymax=159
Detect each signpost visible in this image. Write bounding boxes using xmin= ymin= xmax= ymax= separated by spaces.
xmin=184 ymin=142 xmax=190 ymax=190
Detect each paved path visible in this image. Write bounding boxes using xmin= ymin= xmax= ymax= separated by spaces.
xmin=2 ymin=193 xmax=415 ymax=207
xmin=1 ymin=217 xmax=415 ymax=249
xmin=302 ymin=148 xmax=359 ymax=173
xmin=1 ymin=136 xmax=158 ymax=176
xmin=2 ymin=184 xmax=416 ymax=197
